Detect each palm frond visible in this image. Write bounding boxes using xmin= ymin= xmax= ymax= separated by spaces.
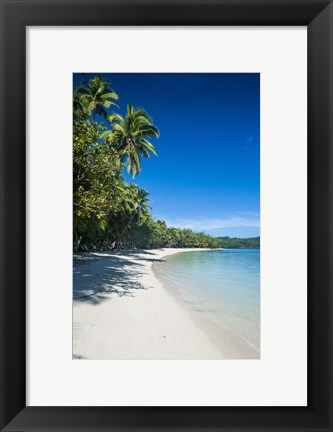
xmin=87 ymin=101 xmax=96 ymax=113
xmin=108 ymin=113 xmax=124 ymax=123
xmin=103 ymin=100 xmax=119 ymax=109
xmin=101 ymin=92 xmax=119 ymax=100
xmin=100 ymin=130 xmax=114 ymax=140
xmin=111 ymin=123 xmax=125 ymax=134
xmin=138 ymin=138 xmax=158 ymax=156
xmin=133 ymin=125 xmax=159 ymax=138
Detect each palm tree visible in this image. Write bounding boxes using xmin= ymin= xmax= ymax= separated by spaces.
xmin=131 ymin=187 xmax=151 ymax=221
xmin=118 ymin=186 xmax=152 ymax=242
xmin=77 ymin=76 xmax=119 ymax=121
xmin=73 ymin=88 xmax=88 ymax=121
xmin=103 ymin=104 xmax=159 ymax=177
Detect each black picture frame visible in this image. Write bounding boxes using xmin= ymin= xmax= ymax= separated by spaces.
xmin=0 ymin=0 xmax=332 ymax=431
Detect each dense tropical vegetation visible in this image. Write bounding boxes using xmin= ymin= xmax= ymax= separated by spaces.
xmin=73 ymin=75 xmax=259 ymax=252
xmin=218 ymin=236 xmax=260 ymax=249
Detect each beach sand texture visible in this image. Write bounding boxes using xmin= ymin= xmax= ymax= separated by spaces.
xmin=73 ymin=248 xmax=258 ymax=360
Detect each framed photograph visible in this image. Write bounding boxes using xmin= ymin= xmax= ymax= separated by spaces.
xmin=1 ymin=0 xmax=332 ymax=431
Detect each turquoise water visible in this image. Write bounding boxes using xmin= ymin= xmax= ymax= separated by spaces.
xmin=153 ymin=249 xmax=260 ymax=350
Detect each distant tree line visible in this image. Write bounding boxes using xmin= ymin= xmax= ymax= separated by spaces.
xmin=217 ymin=236 xmax=260 ymax=249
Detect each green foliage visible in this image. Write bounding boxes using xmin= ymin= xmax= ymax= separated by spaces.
xmin=76 ymin=76 xmax=119 ymax=121
xmin=218 ymin=236 xmax=260 ymax=249
xmin=115 ymin=217 xmax=222 ymax=250
xmin=73 ymin=120 xmax=125 ymax=240
xmin=103 ymin=104 xmax=159 ymax=178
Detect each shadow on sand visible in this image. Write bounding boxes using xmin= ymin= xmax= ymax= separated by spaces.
xmin=73 ymin=252 xmax=164 ymax=305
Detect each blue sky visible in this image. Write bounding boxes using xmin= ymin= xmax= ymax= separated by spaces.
xmin=74 ymin=73 xmax=260 ymax=238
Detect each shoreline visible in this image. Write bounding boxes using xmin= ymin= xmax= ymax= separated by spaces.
xmin=152 ymin=253 xmax=259 ymax=358
xmin=73 ymin=248 xmax=258 ymax=359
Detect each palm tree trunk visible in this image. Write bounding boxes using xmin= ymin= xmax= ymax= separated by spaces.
xmin=118 ymin=207 xmax=138 ymax=242
xmin=73 ymin=227 xmax=82 ymax=252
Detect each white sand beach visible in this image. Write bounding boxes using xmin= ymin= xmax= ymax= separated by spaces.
xmin=73 ymin=248 xmax=258 ymax=360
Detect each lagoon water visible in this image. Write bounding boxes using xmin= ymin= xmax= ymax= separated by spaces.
xmin=153 ymin=249 xmax=260 ymax=351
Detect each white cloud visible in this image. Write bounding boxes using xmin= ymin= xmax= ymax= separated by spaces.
xmin=162 ymin=215 xmax=260 ymax=231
